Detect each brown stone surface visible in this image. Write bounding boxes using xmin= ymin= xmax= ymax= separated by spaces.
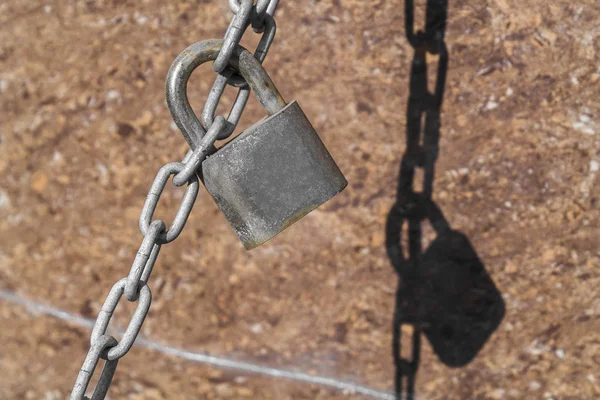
xmin=0 ymin=0 xmax=599 ymax=399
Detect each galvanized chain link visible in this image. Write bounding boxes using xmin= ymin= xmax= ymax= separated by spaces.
xmin=71 ymin=335 xmax=119 ymax=400
xmin=70 ymin=158 xmax=203 ymax=399
xmin=71 ymin=2 xmax=282 ymax=397
xmin=203 ymin=0 xmax=280 ymax=140
xmin=138 ymin=163 xmax=200 ymax=244
xmin=386 ymin=1 xmax=448 ymax=399
xmin=174 ymin=116 xmax=226 ymax=186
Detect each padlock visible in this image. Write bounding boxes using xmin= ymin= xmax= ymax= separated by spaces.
xmin=166 ymin=39 xmax=347 ymax=249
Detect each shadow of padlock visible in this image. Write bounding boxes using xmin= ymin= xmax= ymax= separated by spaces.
xmin=387 ymin=196 xmax=505 ymax=367
xmin=167 ymin=40 xmax=347 ymax=249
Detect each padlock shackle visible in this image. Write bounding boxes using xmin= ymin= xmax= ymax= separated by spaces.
xmin=166 ymin=39 xmax=287 ymax=150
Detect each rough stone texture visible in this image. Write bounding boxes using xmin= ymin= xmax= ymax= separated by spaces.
xmin=0 ymin=0 xmax=599 ymax=399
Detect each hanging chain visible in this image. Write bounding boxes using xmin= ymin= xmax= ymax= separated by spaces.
xmin=70 ymin=1 xmax=280 ymax=398
xmin=386 ymin=0 xmax=448 ymax=399
xmin=202 ymin=0 xmax=280 ymax=141
xmin=70 ymin=164 xmax=199 ymax=400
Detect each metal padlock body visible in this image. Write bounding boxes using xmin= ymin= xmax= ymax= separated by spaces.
xmin=166 ymin=40 xmax=347 ymax=249
xmin=202 ymin=100 xmax=347 ymax=249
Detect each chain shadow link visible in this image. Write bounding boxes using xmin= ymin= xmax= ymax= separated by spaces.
xmin=386 ymin=1 xmax=506 ymax=398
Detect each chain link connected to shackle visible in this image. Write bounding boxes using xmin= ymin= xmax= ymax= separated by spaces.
xmin=202 ymin=0 xmax=280 ymax=141
xmin=386 ymin=1 xmax=448 ymax=399
xmin=70 ymin=1 xmax=281 ymax=398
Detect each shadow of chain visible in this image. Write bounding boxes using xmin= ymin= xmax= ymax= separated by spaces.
xmin=385 ymin=1 xmax=506 ymax=399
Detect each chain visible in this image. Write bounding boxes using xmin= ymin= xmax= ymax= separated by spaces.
xmin=202 ymin=0 xmax=280 ymax=140
xmin=70 ymin=164 xmax=199 ymax=399
xmin=70 ymin=2 xmax=281 ymax=398
xmin=386 ymin=1 xmax=448 ymax=399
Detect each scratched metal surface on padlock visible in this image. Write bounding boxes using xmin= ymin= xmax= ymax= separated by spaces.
xmin=202 ymin=101 xmax=347 ymax=249
xmin=166 ymin=40 xmax=347 ymax=249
